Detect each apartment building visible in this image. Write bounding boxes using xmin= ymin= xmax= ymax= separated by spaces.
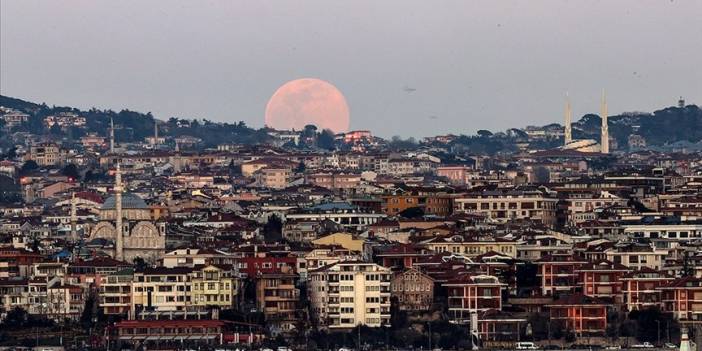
xmin=305 ymin=172 xmax=362 ymax=190
xmin=0 ymin=278 xmax=30 ymax=314
xmin=535 ymin=253 xmax=588 ymax=296
xmin=308 ymin=261 xmax=392 ymax=329
xmin=564 ymin=191 xmax=628 ymax=225
xmin=621 ymin=268 xmax=673 ymax=311
xmin=131 ymin=267 xmax=193 ymax=318
xmin=253 ymin=167 xmax=291 ymax=189
xmin=255 ymin=268 xmax=300 ymax=332
xmin=28 ymin=142 xmax=65 ymax=166
xmin=46 ymin=281 xmax=86 ymax=320
xmin=422 ymin=234 xmax=517 ymax=258
xmin=100 ymin=269 xmax=134 ymax=316
xmin=453 ymin=188 xmax=558 ymax=227
xmin=190 ymin=265 xmax=237 ymax=309
xmin=604 ymin=244 xmax=668 ymax=270
xmin=390 ymin=268 xmax=434 ymax=311
xmin=659 ymin=276 xmax=702 ymax=322
xmin=548 ymin=294 xmax=607 ymax=336
xmin=444 ymin=274 xmax=504 ymax=324
xmin=575 ymin=260 xmax=629 ymax=303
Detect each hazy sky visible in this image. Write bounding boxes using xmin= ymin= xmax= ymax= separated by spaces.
xmin=1 ymin=1 xmax=701 ymax=137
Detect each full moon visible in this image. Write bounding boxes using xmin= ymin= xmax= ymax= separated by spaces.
xmin=265 ymin=78 xmax=350 ymax=133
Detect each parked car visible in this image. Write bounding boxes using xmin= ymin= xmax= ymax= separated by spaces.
xmin=516 ymin=342 xmax=540 ymax=350
xmin=632 ymin=342 xmax=655 ymax=348
xmin=605 ymin=346 xmax=621 ymax=350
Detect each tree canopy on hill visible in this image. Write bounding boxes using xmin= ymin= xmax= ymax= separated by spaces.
xmin=0 ymin=95 xmax=272 ymax=146
xmin=2 ymin=95 xmax=700 ymax=149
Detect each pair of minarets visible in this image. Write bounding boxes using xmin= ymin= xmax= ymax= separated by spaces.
xmin=564 ymin=91 xmax=609 ymax=154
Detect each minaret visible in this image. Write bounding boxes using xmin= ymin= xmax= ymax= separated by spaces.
xmin=600 ymin=90 xmax=609 ymax=154
xmin=153 ymin=120 xmax=159 ymax=145
xmin=114 ymin=163 xmax=124 ymax=261
xmin=110 ymin=117 xmax=115 ymax=153
xmin=70 ymin=192 xmax=78 ymax=242
xmin=564 ymin=93 xmax=573 ymax=146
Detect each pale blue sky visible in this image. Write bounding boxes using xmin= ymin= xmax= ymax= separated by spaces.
xmin=1 ymin=0 xmax=700 ymax=137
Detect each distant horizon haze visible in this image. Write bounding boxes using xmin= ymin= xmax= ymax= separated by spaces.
xmin=1 ymin=0 xmax=700 ymax=138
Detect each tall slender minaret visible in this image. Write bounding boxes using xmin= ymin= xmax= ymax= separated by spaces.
xmin=110 ymin=117 xmax=115 ymax=153
xmin=114 ymin=163 xmax=124 ymax=261
xmin=564 ymin=93 xmax=573 ymax=146
xmin=600 ymin=90 xmax=609 ymax=154
xmin=153 ymin=120 xmax=159 ymax=144
xmin=70 ymin=192 xmax=78 ymax=242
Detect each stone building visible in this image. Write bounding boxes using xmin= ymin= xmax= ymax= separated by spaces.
xmin=89 ymin=164 xmax=165 ymax=263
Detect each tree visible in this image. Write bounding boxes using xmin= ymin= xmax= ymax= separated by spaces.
xmin=80 ymin=295 xmax=97 ymax=332
xmin=630 ymin=307 xmax=675 ymax=343
xmin=302 ymin=124 xmax=318 ymax=138
xmin=526 ymin=312 xmax=551 ymax=340
xmin=398 ymin=206 xmax=424 ymax=219
xmin=263 ymin=214 xmax=283 ymax=241
xmin=49 ymin=123 xmax=63 ymax=135
xmin=477 ymin=129 xmax=493 ymax=138
xmin=317 ymin=129 xmax=336 ymax=150
xmin=4 ymin=146 xmax=17 ymax=159
xmin=62 ymin=163 xmax=80 ymax=180
xmin=295 ymin=160 xmax=306 ymax=174
xmin=1 ymin=307 xmax=29 ymax=329
xmin=133 ymin=256 xmax=148 ymax=271
xmin=20 ymin=160 xmax=39 ymax=174
xmin=388 ymin=136 xmax=419 ymax=151
xmin=533 ymin=166 xmax=551 ymax=184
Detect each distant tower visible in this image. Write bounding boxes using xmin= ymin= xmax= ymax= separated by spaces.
xmin=678 ymin=96 xmax=685 ymax=108
xmin=600 ymin=90 xmax=609 ymax=154
xmin=70 ymin=192 xmax=78 ymax=242
xmin=114 ymin=163 xmax=124 ymax=261
xmin=564 ymin=93 xmax=573 ymax=145
xmin=153 ymin=120 xmax=159 ymax=144
xmin=110 ymin=117 xmax=115 ymax=153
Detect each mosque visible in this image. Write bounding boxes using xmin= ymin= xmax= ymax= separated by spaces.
xmin=561 ymin=91 xmax=610 ymax=153
xmin=88 ymin=164 xmax=166 ymax=263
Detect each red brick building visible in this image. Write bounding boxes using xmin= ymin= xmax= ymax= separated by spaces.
xmin=621 ymin=267 xmax=673 ymax=311
xmin=576 ymin=259 xmax=629 ymax=303
xmin=444 ymin=274 xmax=504 ymax=324
xmin=548 ymin=294 xmax=608 ymax=336
xmin=659 ymin=276 xmax=702 ymax=322
xmin=535 ymin=253 xmax=588 ymax=296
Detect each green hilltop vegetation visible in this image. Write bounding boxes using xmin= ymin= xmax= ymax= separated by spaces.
xmin=0 ymin=95 xmax=271 ymax=147
xmin=573 ymin=105 xmax=702 ymax=148
xmin=1 ymin=94 xmax=700 ymax=152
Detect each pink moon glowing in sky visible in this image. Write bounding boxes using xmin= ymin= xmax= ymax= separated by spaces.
xmin=264 ymin=78 xmax=350 ymax=133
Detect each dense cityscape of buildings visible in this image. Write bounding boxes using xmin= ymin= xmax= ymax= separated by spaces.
xmin=1 ymin=99 xmax=702 ymax=350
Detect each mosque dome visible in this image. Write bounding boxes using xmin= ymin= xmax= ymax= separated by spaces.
xmin=101 ymin=193 xmax=148 ymax=210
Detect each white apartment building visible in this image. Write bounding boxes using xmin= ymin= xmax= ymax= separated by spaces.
xmin=308 ymin=261 xmax=392 ymax=329
xmin=130 ymin=267 xmax=193 ymax=318
xmin=453 ymin=188 xmax=558 ymax=227
xmin=623 ymin=224 xmax=702 ymax=242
